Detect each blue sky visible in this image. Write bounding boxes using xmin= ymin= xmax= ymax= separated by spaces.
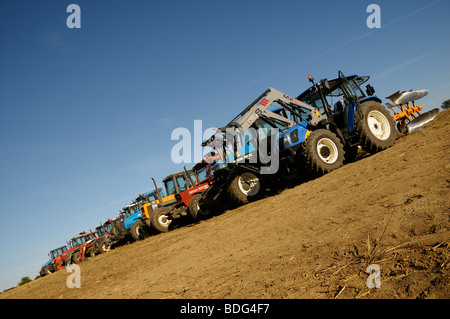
xmin=0 ymin=0 xmax=449 ymax=291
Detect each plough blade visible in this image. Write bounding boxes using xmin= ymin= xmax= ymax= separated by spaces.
xmin=385 ymin=89 xmax=438 ymax=134
xmin=405 ymin=108 xmax=439 ymax=134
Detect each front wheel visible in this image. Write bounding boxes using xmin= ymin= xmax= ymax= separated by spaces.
xmin=228 ymin=171 xmax=263 ymax=205
xmin=355 ymin=101 xmax=396 ymax=153
xmin=41 ymin=266 xmax=52 ymax=276
xmin=301 ymin=129 xmax=344 ymax=175
xmin=151 ymin=207 xmax=172 ymax=233
xmin=278 ymin=155 xmax=302 ymax=185
xmin=189 ymin=194 xmax=213 ymax=220
xmin=130 ymin=220 xmax=148 ymax=241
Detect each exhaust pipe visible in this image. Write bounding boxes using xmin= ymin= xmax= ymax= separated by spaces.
xmin=406 ymin=108 xmax=440 ymax=134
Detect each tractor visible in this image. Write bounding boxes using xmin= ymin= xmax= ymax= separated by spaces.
xmin=293 ymin=71 xmax=397 ymax=167
xmin=65 ymin=231 xmax=98 ymax=265
xmin=108 ymin=201 xmax=146 ymax=244
xmin=148 ymin=162 xmax=216 ymax=233
xmin=125 ymin=188 xmax=168 ymax=240
xmin=107 ymin=189 xmax=167 ymax=243
xmin=91 ymin=215 xmax=122 ymax=255
xmin=39 ymin=245 xmax=68 ymax=277
xmin=199 ymin=71 xmax=397 ymax=207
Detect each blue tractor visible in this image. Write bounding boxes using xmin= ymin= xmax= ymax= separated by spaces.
xmin=293 ymin=71 xmax=397 ymax=166
xmin=109 ymin=188 xmax=166 ymax=244
xmin=39 ymin=245 xmax=68 ymax=277
xmin=200 ymin=71 xmax=397 ymax=206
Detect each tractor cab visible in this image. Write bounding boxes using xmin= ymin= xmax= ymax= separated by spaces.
xmin=108 ymin=202 xmax=145 ymax=244
xmin=139 ymin=186 xmax=176 ymax=229
xmin=162 ymin=167 xmax=214 ymax=209
xmin=193 ymin=156 xmax=217 ymax=185
xmin=149 ymin=165 xmax=216 ymax=233
xmin=95 ymin=217 xmax=120 ymax=237
xmin=296 ymin=72 xmax=389 ymax=149
xmin=121 ymin=190 xmax=162 ymax=226
xmin=297 ymin=73 xmax=380 ymax=136
xmin=68 ymin=231 xmax=98 ymax=249
xmin=297 ymin=74 xmax=375 ymax=110
xmin=64 ymin=231 xmax=98 ymax=265
xmin=92 ymin=215 xmax=123 ymax=253
xmin=49 ymin=246 xmax=68 ymax=261
xmin=163 ymin=170 xmax=196 ymax=197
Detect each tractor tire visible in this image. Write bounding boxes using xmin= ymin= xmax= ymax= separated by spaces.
xmin=355 ymin=101 xmax=396 ymax=153
xmin=278 ymin=154 xmax=302 ymax=187
xmin=71 ymin=251 xmax=80 ymax=264
xmin=301 ymin=129 xmax=344 ymax=175
xmin=343 ymin=145 xmax=359 ymax=164
xmin=99 ymin=241 xmax=111 ymax=253
xmin=41 ymin=266 xmax=52 ymax=277
xmin=151 ymin=206 xmax=172 ymax=233
xmin=227 ymin=171 xmax=263 ymax=205
xmin=189 ymin=194 xmax=212 ymax=220
xmin=130 ymin=220 xmax=147 ymax=241
xmin=87 ymin=247 xmax=96 ymax=258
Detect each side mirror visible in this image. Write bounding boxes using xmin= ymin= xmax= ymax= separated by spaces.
xmin=366 ymin=84 xmax=375 ymax=96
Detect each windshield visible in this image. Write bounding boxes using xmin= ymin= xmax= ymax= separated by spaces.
xmin=176 ymin=175 xmax=189 ymax=192
xmin=164 ymin=178 xmax=177 ymax=196
xmin=50 ymin=246 xmax=67 ymax=259
xmin=146 ymin=193 xmax=158 ymax=202
xmin=298 ymin=76 xmax=366 ymax=112
xmin=195 ymin=165 xmax=211 ymax=184
xmin=104 ymin=223 xmax=112 ymax=232
xmin=96 ymin=227 xmax=105 ymax=236
xmin=165 ymin=172 xmax=195 ymax=194
xmin=124 ymin=204 xmax=140 ymax=217
xmin=137 ymin=190 xmax=161 ymax=203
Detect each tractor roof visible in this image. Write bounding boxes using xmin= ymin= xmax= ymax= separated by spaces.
xmin=71 ymin=231 xmax=96 ymax=240
xmin=134 ymin=189 xmax=162 ymax=202
xmin=296 ymin=74 xmax=369 ymax=101
xmin=162 ymin=169 xmax=194 ymax=182
xmin=50 ymin=245 xmax=67 ymax=252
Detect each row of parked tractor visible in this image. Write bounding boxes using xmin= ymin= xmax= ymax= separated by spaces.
xmin=39 ymin=71 xmax=438 ymax=277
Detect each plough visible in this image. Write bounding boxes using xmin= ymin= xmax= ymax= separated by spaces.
xmin=385 ymin=89 xmax=439 ymax=134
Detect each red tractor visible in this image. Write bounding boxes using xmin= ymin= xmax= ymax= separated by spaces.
xmin=151 ymin=159 xmax=216 ymax=233
xmin=64 ymin=231 xmax=99 ymax=265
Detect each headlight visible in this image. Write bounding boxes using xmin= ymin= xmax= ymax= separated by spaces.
xmin=290 ymin=129 xmax=299 ymax=143
xmin=284 ymin=134 xmax=291 ymax=146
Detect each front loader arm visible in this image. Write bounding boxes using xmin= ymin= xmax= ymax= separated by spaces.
xmin=226 ymin=87 xmax=322 ymax=132
xmin=202 ymin=88 xmax=323 ymax=161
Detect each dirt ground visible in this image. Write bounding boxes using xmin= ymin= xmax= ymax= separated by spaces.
xmin=2 ymin=110 xmax=449 ymax=299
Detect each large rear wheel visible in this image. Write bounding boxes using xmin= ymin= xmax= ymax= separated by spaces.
xmin=355 ymin=101 xmax=396 ymax=153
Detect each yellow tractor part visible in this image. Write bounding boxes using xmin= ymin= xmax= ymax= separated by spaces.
xmin=385 ymin=90 xmax=439 ymax=134
xmin=140 ymin=194 xmax=176 ymax=220
xmin=387 ymin=100 xmax=424 ymax=123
